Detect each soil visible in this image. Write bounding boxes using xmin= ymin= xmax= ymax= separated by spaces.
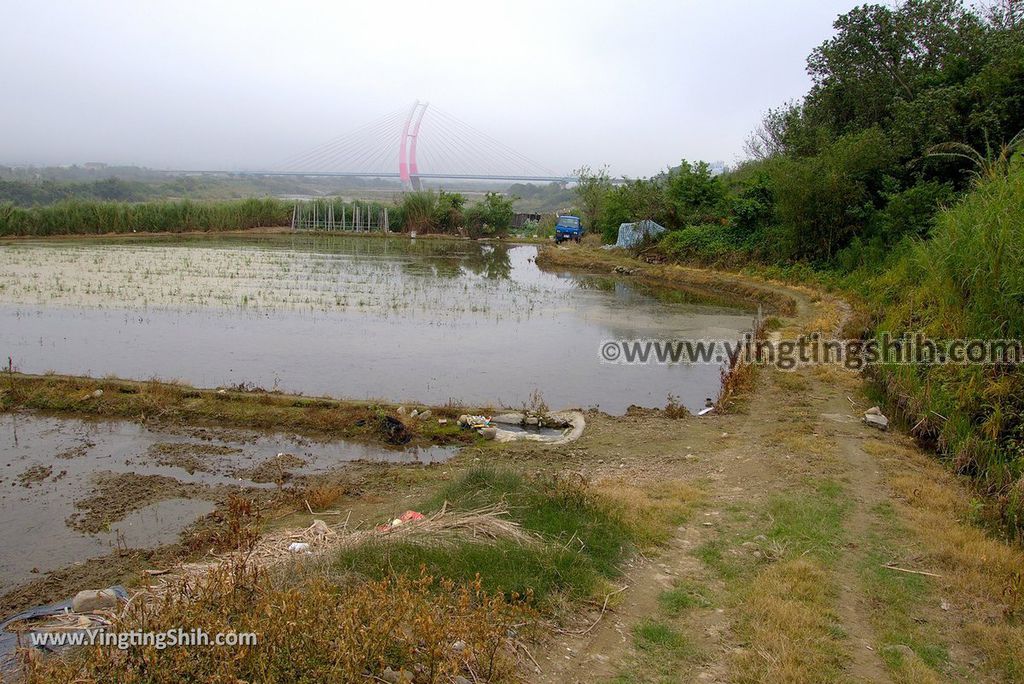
xmin=233 ymin=453 xmax=309 ymax=484
xmin=148 ymin=442 xmax=243 ymax=475
xmin=65 ymin=472 xmax=217 ymax=534
xmin=15 ymin=464 xmax=53 ymax=488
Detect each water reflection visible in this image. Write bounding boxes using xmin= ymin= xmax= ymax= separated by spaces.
xmin=0 ymin=235 xmax=755 ymax=413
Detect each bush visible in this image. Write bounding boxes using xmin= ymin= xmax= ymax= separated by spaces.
xmin=872 ymin=162 xmax=1024 ymax=535
xmin=659 ymin=224 xmax=751 ymax=267
xmin=0 ymin=198 xmax=291 ymax=236
xmin=465 ymin=192 xmax=514 ymax=238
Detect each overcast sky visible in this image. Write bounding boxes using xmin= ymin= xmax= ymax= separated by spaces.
xmin=1 ymin=0 xmax=860 ymax=177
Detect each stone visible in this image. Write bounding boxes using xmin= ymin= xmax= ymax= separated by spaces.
xmin=883 ymin=644 xmax=916 ymax=661
xmin=525 ymin=416 xmax=539 ymax=426
xmin=396 ymin=406 xmax=406 ymax=416
xmin=451 ymin=639 xmax=467 ymax=653
xmin=490 ymin=412 xmax=524 ymax=425
xmin=417 ymin=410 xmax=431 ymax=420
xmin=479 ymin=426 xmax=498 ymax=440
xmin=409 ymin=409 xmax=419 ymax=418
xmin=864 ymin=412 xmax=889 ymax=430
xmin=91 ymin=389 xmax=103 ymax=398
xmin=865 ymin=406 xmax=883 ymax=416
xmin=72 ymin=588 xmax=119 ymax=613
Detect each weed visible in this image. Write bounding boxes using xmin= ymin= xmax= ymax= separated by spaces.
xmin=658 ymin=580 xmax=712 ymax=614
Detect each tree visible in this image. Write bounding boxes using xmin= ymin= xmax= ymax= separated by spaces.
xmin=465 ymin=192 xmax=515 ymax=238
xmin=665 ymin=161 xmax=726 ymax=226
xmin=601 ymin=178 xmax=669 ymax=242
xmin=572 ymin=165 xmax=612 ymax=235
xmin=432 ymin=190 xmax=465 ymax=233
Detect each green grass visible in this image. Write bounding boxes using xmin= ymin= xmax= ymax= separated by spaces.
xmin=763 ymin=479 xmax=848 ymax=563
xmin=632 ymin=619 xmax=691 ymax=655
xmin=332 ymin=467 xmax=636 ymax=605
xmin=423 ymin=466 xmax=635 ymax=576
xmin=609 ymin=619 xmax=699 ymax=684
xmin=332 ymin=539 xmax=598 ymax=603
xmin=0 ymin=198 xmax=292 ymax=236
xmin=658 ymin=580 xmax=712 ymax=615
xmin=860 ymin=502 xmax=949 ymax=674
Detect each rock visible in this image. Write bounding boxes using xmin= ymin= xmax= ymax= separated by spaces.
xmin=479 ymin=426 xmax=498 ymax=440
xmin=865 ymin=406 xmax=883 ymax=416
xmin=451 ymin=639 xmax=467 ymax=653
xmin=883 ymin=644 xmax=916 ymax=661
xmin=524 ymin=416 xmax=539 ymax=426
xmin=490 ymin=412 xmax=524 ymax=425
xmin=381 ymin=668 xmax=400 ymax=683
xmin=864 ymin=412 xmax=889 ymax=430
xmin=417 ymin=410 xmax=431 ymax=420
xmin=409 ymin=409 xmax=419 ymax=418
xmin=396 ymin=406 xmax=406 ymax=416
xmin=72 ymin=588 xmax=119 ymax=613
xmin=457 ymin=414 xmax=470 ymax=427
xmin=90 ymin=389 xmax=103 ymax=398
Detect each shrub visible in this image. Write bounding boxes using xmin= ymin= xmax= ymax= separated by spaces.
xmin=659 ymin=224 xmax=751 ymax=267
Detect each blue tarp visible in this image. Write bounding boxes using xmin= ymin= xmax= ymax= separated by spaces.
xmin=612 ymin=220 xmax=666 ymax=248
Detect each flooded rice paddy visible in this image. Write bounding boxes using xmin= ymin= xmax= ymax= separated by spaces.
xmin=0 ymin=234 xmax=754 ymax=414
xmin=0 ymin=234 xmax=753 ymax=595
xmin=0 ymin=411 xmax=452 ymax=594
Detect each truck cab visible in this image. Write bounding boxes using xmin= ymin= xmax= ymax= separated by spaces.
xmin=554 ymin=215 xmax=584 ymax=244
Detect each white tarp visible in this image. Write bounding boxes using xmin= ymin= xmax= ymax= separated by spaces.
xmin=612 ymin=220 xmax=667 ymax=248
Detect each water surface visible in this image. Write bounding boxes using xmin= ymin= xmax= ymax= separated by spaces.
xmin=0 ymin=411 xmax=451 ymax=593
xmin=0 ymin=235 xmax=754 ymax=413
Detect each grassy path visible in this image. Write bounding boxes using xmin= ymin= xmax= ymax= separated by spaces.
xmin=525 ymin=248 xmax=1023 ymax=682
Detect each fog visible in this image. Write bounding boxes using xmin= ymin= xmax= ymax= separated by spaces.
xmin=1 ymin=0 xmax=859 ymax=177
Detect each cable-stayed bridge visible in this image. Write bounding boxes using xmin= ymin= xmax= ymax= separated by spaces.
xmin=251 ymin=101 xmax=574 ymax=188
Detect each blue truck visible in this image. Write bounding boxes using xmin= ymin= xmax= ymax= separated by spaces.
xmin=554 ymin=215 xmax=584 ymax=243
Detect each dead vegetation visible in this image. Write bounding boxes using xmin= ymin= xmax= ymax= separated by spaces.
xmin=0 ymin=373 xmax=472 ymax=448
xmin=536 ymin=243 xmax=797 ymax=316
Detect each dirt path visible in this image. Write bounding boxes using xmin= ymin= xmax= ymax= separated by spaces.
xmin=528 ymin=264 xmax=1022 ymax=683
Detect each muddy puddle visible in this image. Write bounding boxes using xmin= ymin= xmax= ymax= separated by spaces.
xmin=0 ymin=235 xmax=754 ymax=414
xmin=0 ymin=411 xmax=452 ymax=594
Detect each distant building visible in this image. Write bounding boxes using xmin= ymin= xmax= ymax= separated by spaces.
xmin=708 ymin=161 xmax=726 ymax=176
xmin=82 ymin=162 xmax=108 ymax=170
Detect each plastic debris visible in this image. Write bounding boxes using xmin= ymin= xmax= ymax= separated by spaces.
xmin=72 ymin=588 xmax=119 ymax=613
xmin=377 ymin=510 xmax=426 ymax=532
xmin=288 ymin=542 xmax=311 ymax=554
xmin=863 ymin=406 xmax=889 ymax=430
xmin=458 ymin=414 xmax=491 ymax=428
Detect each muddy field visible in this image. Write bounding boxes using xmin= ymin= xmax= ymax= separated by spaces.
xmin=0 ymin=411 xmax=452 ymax=594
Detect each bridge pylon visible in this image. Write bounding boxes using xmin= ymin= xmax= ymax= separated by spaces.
xmin=399 ymin=101 xmax=429 ymax=190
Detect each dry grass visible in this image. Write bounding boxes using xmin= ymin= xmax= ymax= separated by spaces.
xmin=18 ymin=496 xmax=548 ymax=682
xmin=730 ymin=558 xmax=845 ymax=683
xmin=0 ymin=373 xmax=470 ymax=447
xmin=863 ymin=438 xmax=1024 ymax=677
xmin=863 ymin=439 xmax=1024 ymax=602
xmin=302 ymin=483 xmax=343 ymax=511
xmin=535 ymin=244 xmax=797 ymax=316
xmin=25 ymin=566 xmax=534 ymax=683
xmin=592 ymin=478 xmax=702 ymax=547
